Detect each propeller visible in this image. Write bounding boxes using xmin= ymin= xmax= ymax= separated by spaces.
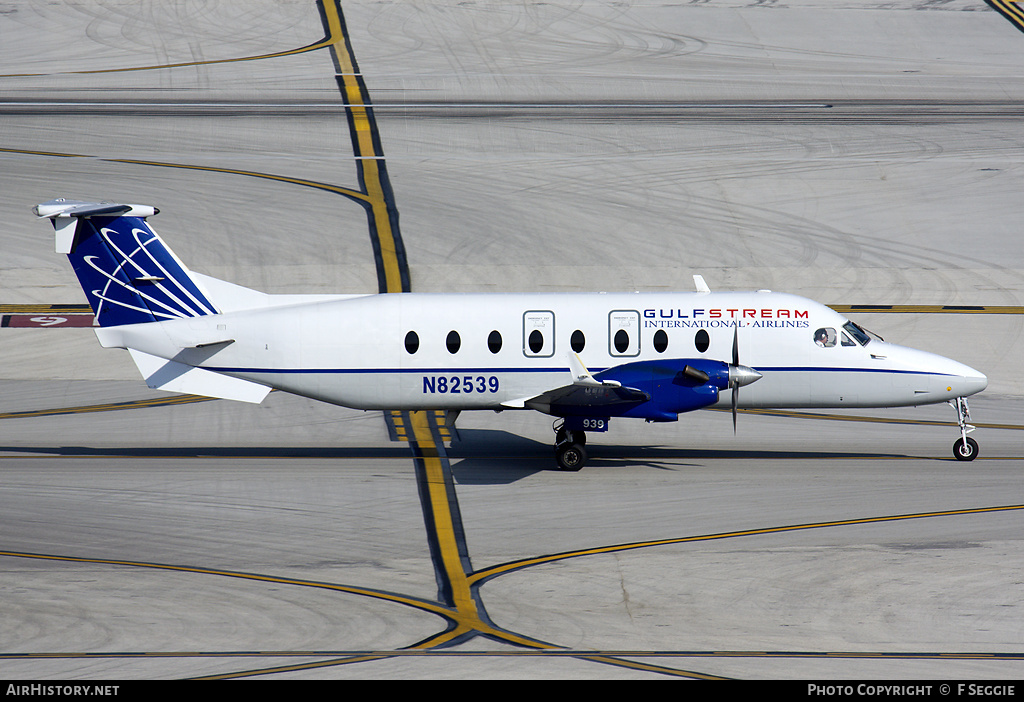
xmin=728 ymin=327 xmax=762 ymax=432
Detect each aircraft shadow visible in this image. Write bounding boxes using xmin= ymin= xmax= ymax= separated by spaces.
xmin=445 ymin=429 xmax=917 ymax=485
xmin=446 ymin=430 xmax=554 ymax=484
xmin=0 ymin=432 xmax=918 ymax=480
xmin=0 ymin=445 xmax=414 ymax=459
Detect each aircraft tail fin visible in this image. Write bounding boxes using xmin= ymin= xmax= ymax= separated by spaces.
xmin=35 ymin=199 xmax=219 ymax=327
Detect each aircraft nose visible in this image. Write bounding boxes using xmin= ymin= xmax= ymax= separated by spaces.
xmin=941 ymin=358 xmax=987 ymax=398
xmin=961 ymin=368 xmax=988 ymax=397
xmin=901 ymin=345 xmax=988 ymax=400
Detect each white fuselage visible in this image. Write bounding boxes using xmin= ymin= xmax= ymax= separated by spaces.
xmin=96 ymin=290 xmax=988 ymax=415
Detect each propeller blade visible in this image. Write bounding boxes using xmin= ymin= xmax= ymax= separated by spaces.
xmin=727 ymin=327 xmax=762 ymax=432
xmin=732 ymin=327 xmax=739 ymax=432
xmin=732 ymin=383 xmax=739 ymax=433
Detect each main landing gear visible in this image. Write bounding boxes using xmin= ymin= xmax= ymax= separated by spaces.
xmin=553 ymin=420 xmax=587 ymax=471
xmin=950 ymin=396 xmax=979 ymax=461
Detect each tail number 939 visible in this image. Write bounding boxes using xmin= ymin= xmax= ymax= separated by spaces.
xmin=423 ymin=375 xmax=499 ymax=394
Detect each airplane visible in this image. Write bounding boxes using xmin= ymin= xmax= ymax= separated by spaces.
xmin=34 ymin=199 xmax=988 ymax=470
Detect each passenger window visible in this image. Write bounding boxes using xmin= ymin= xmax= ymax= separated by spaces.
xmin=488 ymin=330 xmax=502 ymax=354
xmin=608 ymin=310 xmax=640 ymax=357
xmin=653 ymin=329 xmax=668 ymax=353
xmin=529 ymin=329 xmax=544 ymax=354
xmin=446 ymin=330 xmax=461 ymax=354
xmin=613 ymin=329 xmax=630 ymax=354
xmin=570 ymin=329 xmax=586 ymax=353
xmin=695 ymin=329 xmax=710 ymax=353
xmin=814 ymin=328 xmax=837 ymax=348
xmin=523 ymin=310 xmax=554 ymax=357
xmin=404 ymin=331 xmax=419 ymax=354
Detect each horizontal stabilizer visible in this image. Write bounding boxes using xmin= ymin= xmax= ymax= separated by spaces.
xmin=34 ymin=200 xmax=158 ymax=220
xmin=35 ymin=200 xmax=159 ymax=254
xmin=128 ymin=349 xmax=270 ymax=404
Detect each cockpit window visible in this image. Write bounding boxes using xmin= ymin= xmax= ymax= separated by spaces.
xmin=814 ymin=328 xmax=837 ymax=348
xmin=842 ymin=321 xmax=872 ymax=346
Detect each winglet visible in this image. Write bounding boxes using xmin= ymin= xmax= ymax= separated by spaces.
xmin=569 ymin=353 xmax=602 ymax=386
xmin=569 ymin=354 xmax=598 ymax=386
xmin=693 ymin=275 xmax=711 ymax=293
xmin=569 ymin=353 xmax=621 ymax=388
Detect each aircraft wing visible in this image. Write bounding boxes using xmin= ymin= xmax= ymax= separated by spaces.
xmin=502 ymin=353 xmax=649 ymax=413
xmin=522 ymin=382 xmax=650 ymax=414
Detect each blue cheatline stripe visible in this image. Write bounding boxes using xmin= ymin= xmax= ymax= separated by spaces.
xmin=203 ymin=365 xmax=957 ymax=378
xmin=756 ymin=367 xmax=957 ymax=377
xmin=206 ymin=366 xmax=568 ymax=374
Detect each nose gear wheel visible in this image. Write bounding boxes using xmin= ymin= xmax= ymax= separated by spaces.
xmin=949 ymin=397 xmax=979 ymax=462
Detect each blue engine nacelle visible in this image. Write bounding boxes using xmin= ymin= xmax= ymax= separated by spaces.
xmin=601 ymin=358 xmax=729 ymax=421
xmin=549 ymin=358 xmax=731 ymax=422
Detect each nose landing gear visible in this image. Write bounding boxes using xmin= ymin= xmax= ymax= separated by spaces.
xmin=950 ymin=397 xmax=979 ymax=461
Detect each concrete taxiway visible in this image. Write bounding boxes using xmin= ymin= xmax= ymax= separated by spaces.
xmin=1 ymin=0 xmax=1023 ymax=679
